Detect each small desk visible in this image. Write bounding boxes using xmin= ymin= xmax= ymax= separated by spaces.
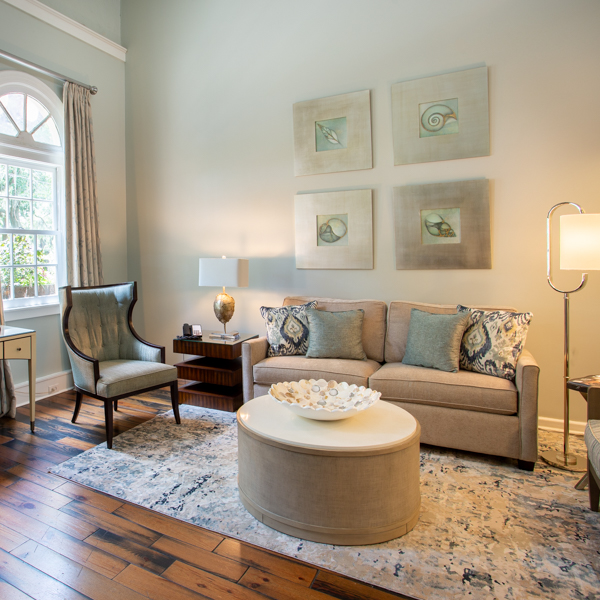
xmin=0 ymin=326 xmax=36 ymax=432
xmin=173 ymin=332 xmax=258 ymax=411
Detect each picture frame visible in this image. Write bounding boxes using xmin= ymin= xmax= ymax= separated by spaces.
xmin=294 ymin=189 xmax=373 ymax=269
xmin=293 ymin=90 xmax=372 ymax=176
xmin=393 ymin=179 xmax=491 ymax=270
xmin=391 ymin=66 xmax=490 ymax=165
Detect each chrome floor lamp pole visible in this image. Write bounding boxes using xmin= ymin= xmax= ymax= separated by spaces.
xmin=542 ymin=202 xmax=587 ymax=472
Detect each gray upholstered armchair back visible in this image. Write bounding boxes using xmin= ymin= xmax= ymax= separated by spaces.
xmin=59 ymin=283 xmax=163 ymax=394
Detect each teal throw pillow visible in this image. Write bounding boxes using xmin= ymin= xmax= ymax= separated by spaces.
xmin=402 ymin=309 xmax=469 ymax=373
xmin=260 ymin=301 xmax=317 ymax=357
xmin=458 ymin=305 xmax=532 ymax=380
xmin=305 ymin=308 xmax=366 ymax=360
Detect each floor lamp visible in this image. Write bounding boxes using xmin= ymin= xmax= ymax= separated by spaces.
xmin=542 ymin=203 xmax=600 ymax=471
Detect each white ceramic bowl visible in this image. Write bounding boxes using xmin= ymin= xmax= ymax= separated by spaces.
xmin=268 ymin=379 xmax=380 ymax=421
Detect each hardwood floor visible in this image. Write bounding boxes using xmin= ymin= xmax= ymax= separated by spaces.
xmin=0 ymin=389 xmax=416 ymax=600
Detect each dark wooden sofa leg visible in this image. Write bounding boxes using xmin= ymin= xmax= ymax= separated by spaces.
xmin=104 ymin=400 xmax=114 ymax=449
xmin=170 ymin=381 xmax=181 ymax=424
xmin=518 ymin=460 xmax=535 ymax=471
xmin=589 ymin=460 xmax=600 ymax=512
xmin=72 ymin=391 xmax=83 ymax=423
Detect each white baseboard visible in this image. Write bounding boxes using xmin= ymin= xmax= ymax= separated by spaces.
xmin=538 ymin=416 xmax=586 ymax=436
xmin=14 ymin=369 xmax=73 ymax=407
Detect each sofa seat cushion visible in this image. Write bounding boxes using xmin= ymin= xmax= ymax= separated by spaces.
xmin=369 ymin=362 xmax=517 ymax=415
xmin=96 ymin=360 xmax=177 ymax=398
xmin=585 ymin=420 xmax=600 ymax=472
xmin=254 ymin=356 xmax=382 ymax=388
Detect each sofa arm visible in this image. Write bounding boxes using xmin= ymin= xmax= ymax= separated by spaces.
xmin=242 ymin=337 xmax=269 ymax=403
xmin=515 ymin=349 xmax=540 ymax=463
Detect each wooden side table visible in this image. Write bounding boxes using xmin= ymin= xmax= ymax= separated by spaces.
xmin=173 ymin=332 xmax=258 ymax=412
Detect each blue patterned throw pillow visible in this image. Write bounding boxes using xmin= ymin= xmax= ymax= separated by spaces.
xmin=260 ymin=301 xmax=317 ymax=357
xmin=457 ymin=305 xmax=532 ymax=380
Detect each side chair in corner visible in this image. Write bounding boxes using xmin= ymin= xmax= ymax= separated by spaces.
xmin=59 ymin=281 xmax=181 ymax=449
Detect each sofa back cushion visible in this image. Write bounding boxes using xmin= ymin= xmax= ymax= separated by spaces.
xmin=283 ymin=296 xmax=387 ymax=363
xmin=385 ymin=301 xmax=515 ymax=363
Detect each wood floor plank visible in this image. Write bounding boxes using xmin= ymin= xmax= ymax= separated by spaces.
xmin=114 ymin=503 xmax=223 ymax=551
xmin=40 ymin=527 xmax=128 ymax=580
xmin=151 ymin=534 xmax=247 ymax=581
xmin=0 ymin=445 xmax=58 ymax=471
xmin=0 ymin=455 xmax=18 ymax=470
xmin=58 ymin=437 xmax=96 ymax=451
xmin=7 ymin=464 xmax=65 ymax=490
xmin=215 ymin=537 xmax=316 ymax=586
xmin=86 ymin=528 xmax=174 ymax=575
xmin=312 ymin=570 xmax=415 ymax=600
xmin=240 ymin=567 xmax=329 ymax=599
xmin=0 ymin=547 xmax=89 ymax=600
xmin=0 ymin=522 xmax=28 ymax=552
xmin=54 ymin=481 xmax=124 ymax=513
xmin=0 ymin=490 xmax=97 ymax=541
xmin=0 ymin=503 xmax=50 ymax=543
xmin=11 ymin=540 xmax=147 ymax=600
xmin=8 ymin=479 xmax=73 ymax=510
xmin=61 ymin=500 xmax=161 ymax=547
xmin=5 ymin=438 xmax=74 ymax=464
xmin=1 ymin=427 xmax=82 ymax=457
xmin=114 ymin=563 xmax=212 ymax=600
xmin=0 ymin=433 xmax=14 ymax=444
xmin=162 ymin=560 xmax=265 ymax=600
xmin=0 ymin=470 xmax=19 ymax=487
xmin=0 ymin=579 xmax=34 ymax=600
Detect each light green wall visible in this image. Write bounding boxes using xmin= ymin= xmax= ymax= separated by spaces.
xmin=121 ymin=0 xmax=600 ymax=425
xmin=0 ymin=1 xmax=127 ymax=385
xmin=37 ymin=0 xmax=121 ymax=44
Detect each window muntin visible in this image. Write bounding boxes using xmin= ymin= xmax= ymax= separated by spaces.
xmin=0 ymin=157 xmax=59 ymax=305
xmin=0 ymin=92 xmax=60 ymax=146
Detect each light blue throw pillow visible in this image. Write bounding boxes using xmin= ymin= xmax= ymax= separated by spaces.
xmin=402 ymin=309 xmax=469 ymax=373
xmin=305 ymin=308 xmax=366 ymax=360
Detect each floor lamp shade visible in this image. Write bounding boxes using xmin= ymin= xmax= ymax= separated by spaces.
xmin=198 ymin=258 xmax=249 ymax=335
xmin=560 ymin=214 xmax=600 ymax=271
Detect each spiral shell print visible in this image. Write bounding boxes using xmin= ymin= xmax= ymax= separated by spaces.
xmin=421 ymin=103 xmax=458 ymax=133
xmin=319 ymin=217 xmax=347 ymax=243
xmin=424 ymin=214 xmax=456 ymax=238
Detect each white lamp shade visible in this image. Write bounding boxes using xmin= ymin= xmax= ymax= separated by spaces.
xmin=199 ymin=258 xmax=249 ymax=288
xmin=560 ymin=214 xmax=600 ymax=271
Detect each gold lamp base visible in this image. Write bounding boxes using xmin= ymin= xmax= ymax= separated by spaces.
xmin=213 ymin=291 xmax=235 ymax=333
xmin=541 ymin=450 xmax=587 ymax=472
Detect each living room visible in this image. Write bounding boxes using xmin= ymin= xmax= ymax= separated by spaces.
xmin=0 ymin=1 xmax=598 ymax=599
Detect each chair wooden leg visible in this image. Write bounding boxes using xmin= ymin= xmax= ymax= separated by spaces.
xmin=104 ymin=400 xmax=114 ymax=449
xmin=72 ymin=391 xmax=83 ymax=423
xmin=589 ymin=460 xmax=600 ymax=512
xmin=170 ymin=381 xmax=181 ymax=424
xmin=114 ymin=400 xmax=119 ymax=411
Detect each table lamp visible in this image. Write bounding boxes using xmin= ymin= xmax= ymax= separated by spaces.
xmin=199 ymin=257 xmax=249 ymax=337
xmin=543 ymin=203 xmax=600 ymax=471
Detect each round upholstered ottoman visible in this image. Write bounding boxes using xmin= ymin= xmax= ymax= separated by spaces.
xmin=237 ymin=395 xmax=420 ymax=545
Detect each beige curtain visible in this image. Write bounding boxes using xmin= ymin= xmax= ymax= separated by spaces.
xmin=0 ymin=284 xmax=16 ymax=419
xmin=64 ymin=83 xmax=103 ymax=287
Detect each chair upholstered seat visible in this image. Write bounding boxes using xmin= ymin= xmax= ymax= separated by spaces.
xmin=96 ymin=360 xmax=177 ymax=398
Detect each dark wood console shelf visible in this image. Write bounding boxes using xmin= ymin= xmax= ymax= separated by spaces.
xmin=173 ymin=332 xmax=258 ymax=411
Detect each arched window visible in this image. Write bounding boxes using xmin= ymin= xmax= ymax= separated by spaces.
xmin=0 ymin=71 xmax=64 ymax=314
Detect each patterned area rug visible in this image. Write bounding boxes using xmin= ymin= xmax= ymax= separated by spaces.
xmin=51 ymin=405 xmax=600 ymax=600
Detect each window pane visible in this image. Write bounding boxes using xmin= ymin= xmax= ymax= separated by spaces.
xmin=37 ymin=265 xmax=56 ymax=296
xmin=26 ymin=96 xmax=48 ymax=132
xmin=14 ymin=267 xmax=34 ymax=298
xmin=31 ymin=118 xmax=60 ymax=146
xmin=33 ymin=201 xmax=54 ymax=230
xmin=0 ymin=164 xmax=5 ymax=195
xmin=0 ymin=109 xmax=18 ymax=137
xmin=0 ymin=234 xmax=10 ymax=265
xmin=0 ymin=199 xmax=6 ymax=228
xmin=0 ymin=93 xmax=24 ymax=130
xmin=32 ymin=170 xmax=52 ymax=200
xmin=9 ymin=199 xmax=31 ymax=229
xmin=0 ymin=268 xmax=10 ymax=299
xmin=8 ymin=166 xmax=31 ymax=198
xmin=37 ymin=235 xmax=55 ymax=264
xmin=13 ymin=234 xmax=34 ymax=265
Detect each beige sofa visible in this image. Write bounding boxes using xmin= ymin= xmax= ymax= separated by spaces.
xmin=242 ymin=296 xmax=540 ymax=469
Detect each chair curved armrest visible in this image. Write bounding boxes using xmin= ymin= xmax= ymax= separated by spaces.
xmin=125 ymin=285 xmax=165 ymax=363
xmin=515 ymin=349 xmax=540 ymax=463
xmin=242 ymin=337 xmax=269 ymax=402
xmin=62 ymin=318 xmax=99 ymax=394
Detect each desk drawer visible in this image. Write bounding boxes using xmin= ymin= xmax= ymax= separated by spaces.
xmin=5 ymin=338 xmax=31 ymax=359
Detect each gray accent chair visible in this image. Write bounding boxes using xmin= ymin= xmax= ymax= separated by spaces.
xmin=59 ymin=282 xmax=180 ymax=449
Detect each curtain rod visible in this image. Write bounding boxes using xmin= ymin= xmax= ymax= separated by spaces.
xmin=0 ymin=48 xmax=98 ymax=95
